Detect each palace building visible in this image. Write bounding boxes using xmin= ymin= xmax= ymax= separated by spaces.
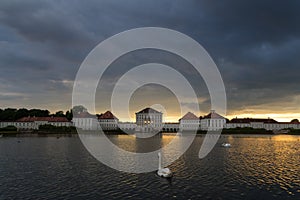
xmin=3 ymin=107 xmax=299 ymax=132
xmin=179 ymin=112 xmax=200 ymax=131
xmin=72 ymin=111 xmax=98 ymax=131
xmin=135 ymin=108 xmax=163 ymax=132
xmin=0 ymin=116 xmax=72 ymax=130
xmin=98 ymin=111 xmax=119 ymax=131
xmin=201 ymin=110 xmax=226 ymax=131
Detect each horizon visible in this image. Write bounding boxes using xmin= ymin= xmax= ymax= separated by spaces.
xmin=1 ymin=106 xmax=299 ymax=123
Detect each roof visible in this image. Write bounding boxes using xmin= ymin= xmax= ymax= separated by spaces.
xmin=73 ymin=112 xmax=95 ymax=118
xmin=98 ymin=111 xmax=118 ymax=120
xmin=16 ymin=116 xmax=70 ymax=122
xmin=136 ymin=107 xmax=162 ymax=114
xmin=179 ymin=112 xmax=199 ymax=121
xmin=203 ymin=110 xmax=225 ymax=119
xmin=229 ymin=118 xmax=278 ymax=123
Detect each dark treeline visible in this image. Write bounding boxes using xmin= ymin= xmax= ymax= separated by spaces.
xmin=0 ymin=108 xmax=73 ymax=121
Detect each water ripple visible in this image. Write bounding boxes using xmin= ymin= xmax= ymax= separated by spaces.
xmin=0 ymin=135 xmax=299 ymax=199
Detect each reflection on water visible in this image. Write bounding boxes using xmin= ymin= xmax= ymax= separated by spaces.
xmin=0 ymin=134 xmax=299 ymax=199
xmin=223 ymin=135 xmax=300 ymax=197
xmin=78 ymin=133 xmax=196 ymax=173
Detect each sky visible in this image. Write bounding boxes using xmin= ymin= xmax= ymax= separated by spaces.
xmin=0 ymin=0 xmax=300 ymax=122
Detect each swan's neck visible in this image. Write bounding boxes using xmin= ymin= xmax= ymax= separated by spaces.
xmin=158 ymin=153 xmax=162 ymax=170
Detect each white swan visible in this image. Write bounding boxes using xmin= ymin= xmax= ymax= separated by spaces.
xmin=157 ymin=152 xmax=173 ymax=178
xmin=221 ymin=143 xmax=231 ymax=147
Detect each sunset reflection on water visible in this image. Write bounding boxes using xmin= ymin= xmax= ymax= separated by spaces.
xmin=223 ymin=135 xmax=300 ymax=196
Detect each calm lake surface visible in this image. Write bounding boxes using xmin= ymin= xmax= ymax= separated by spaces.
xmin=0 ymin=134 xmax=299 ymax=200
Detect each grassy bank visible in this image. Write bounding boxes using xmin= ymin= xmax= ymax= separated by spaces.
xmin=287 ymin=128 xmax=300 ymax=135
xmin=195 ymin=127 xmax=274 ymax=135
xmin=37 ymin=124 xmax=77 ymax=135
xmin=0 ymin=125 xmax=18 ymax=136
xmin=221 ymin=127 xmax=274 ymax=134
xmin=2 ymin=126 xmax=300 ymax=137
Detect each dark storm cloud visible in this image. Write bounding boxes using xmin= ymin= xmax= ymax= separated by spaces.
xmin=0 ymin=0 xmax=299 ymax=116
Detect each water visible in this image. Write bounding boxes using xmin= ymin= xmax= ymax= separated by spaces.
xmin=0 ymin=134 xmax=299 ymax=199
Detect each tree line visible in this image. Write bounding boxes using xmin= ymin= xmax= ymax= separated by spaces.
xmin=0 ymin=108 xmax=73 ymax=121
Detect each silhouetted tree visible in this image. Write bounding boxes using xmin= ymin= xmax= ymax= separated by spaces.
xmin=66 ymin=110 xmax=73 ymax=120
xmin=291 ymin=119 xmax=299 ymax=123
xmin=29 ymin=109 xmax=50 ymax=117
xmin=15 ymin=108 xmax=29 ymax=120
xmin=72 ymin=105 xmax=87 ymax=114
xmin=54 ymin=111 xmax=64 ymax=117
xmin=0 ymin=108 xmax=17 ymax=121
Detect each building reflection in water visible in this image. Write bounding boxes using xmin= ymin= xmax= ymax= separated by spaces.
xmin=78 ymin=131 xmax=196 ymax=174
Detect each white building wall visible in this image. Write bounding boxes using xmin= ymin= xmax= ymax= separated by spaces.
xmin=118 ymin=122 xmax=137 ymax=131
xmin=201 ymin=119 xmax=226 ymax=131
xmin=135 ymin=113 xmax=163 ymax=132
xmin=163 ymin=123 xmax=179 ymax=131
xmin=179 ymin=119 xmax=199 ymax=131
xmin=73 ymin=117 xmax=98 ymax=130
xmin=0 ymin=121 xmax=72 ymax=130
xmin=0 ymin=121 xmax=15 ymax=128
xmin=226 ymin=122 xmax=300 ymax=131
xmin=99 ymin=119 xmax=119 ymax=130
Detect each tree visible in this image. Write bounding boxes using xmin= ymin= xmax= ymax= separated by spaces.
xmin=15 ymin=108 xmax=29 ymax=120
xmin=29 ymin=109 xmax=50 ymax=117
xmin=54 ymin=111 xmax=64 ymax=117
xmin=72 ymin=105 xmax=87 ymax=114
xmin=291 ymin=119 xmax=299 ymax=123
xmin=66 ymin=110 xmax=73 ymax=120
xmin=0 ymin=108 xmax=17 ymax=121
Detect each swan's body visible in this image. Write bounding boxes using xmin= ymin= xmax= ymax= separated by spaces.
xmin=221 ymin=143 xmax=231 ymax=147
xmin=157 ymin=152 xmax=173 ymax=178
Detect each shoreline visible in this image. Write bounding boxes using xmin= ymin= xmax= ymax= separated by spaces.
xmin=1 ymin=131 xmax=300 ymax=137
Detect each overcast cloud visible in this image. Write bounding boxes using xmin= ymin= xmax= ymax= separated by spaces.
xmin=0 ymin=0 xmax=299 ymax=121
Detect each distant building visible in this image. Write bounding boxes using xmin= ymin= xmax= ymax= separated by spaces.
xmin=225 ymin=117 xmax=300 ymax=130
xmin=163 ymin=123 xmax=179 ymax=132
xmin=70 ymin=108 xmax=300 ymax=132
xmin=118 ymin=122 xmax=137 ymax=132
xmin=200 ymin=110 xmax=226 ymax=131
xmin=226 ymin=118 xmax=276 ymax=129
xmin=98 ymin=111 xmax=119 ymax=131
xmin=179 ymin=112 xmax=200 ymax=131
xmin=72 ymin=111 xmax=98 ymax=130
xmin=2 ymin=116 xmax=72 ymax=130
xmin=135 ymin=108 xmax=163 ymax=132
xmin=5 ymin=106 xmax=297 ymax=132
xmin=0 ymin=121 xmax=15 ymax=128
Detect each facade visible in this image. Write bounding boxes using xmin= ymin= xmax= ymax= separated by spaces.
xmin=162 ymin=123 xmax=179 ymax=132
xmin=179 ymin=112 xmax=200 ymax=131
xmin=72 ymin=112 xmax=98 ymax=130
xmin=0 ymin=121 xmax=16 ymax=128
xmin=225 ymin=118 xmax=300 ymax=131
xmin=3 ymin=107 xmax=299 ymax=132
xmin=135 ymin=108 xmax=163 ymax=132
xmin=0 ymin=116 xmax=71 ymax=130
xmin=118 ymin=122 xmax=137 ymax=132
xmin=98 ymin=111 xmax=119 ymax=131
xmin=200 ymin=110 xmax=226 ymax=131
